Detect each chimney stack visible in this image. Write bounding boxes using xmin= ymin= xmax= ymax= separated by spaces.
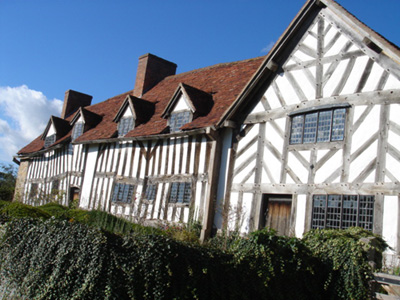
xmin=133 ymin=53 xmax=177 ymax=98
xmin=61 ymin=90 xmax=93 ymax=119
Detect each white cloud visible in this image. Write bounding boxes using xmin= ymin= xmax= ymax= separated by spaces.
xmin=261 ymin=41 xmax=275 ymax=54
xmin=0 ymin=85 xmax=63 ymax=163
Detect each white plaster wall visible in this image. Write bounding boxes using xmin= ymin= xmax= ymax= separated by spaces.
xmin=240 ymin=193 xmax=252 ymax=233
xmin=384 ymin=74 xmax=400 ymax=90
xmin=315 ymin=149 xmax=343 ymax=183
xmin=287 ymin=151 xmax=309 ymax=183
xmin=47 ymin=123 xmax=56 ymax=136
xmin=172 ymin=94 xmax=189 ymax=112
xmin=79 ymin=145 xmax=98 ymax=208
xmin=295 ymin=194 xmax=307 ymax=238
xmin=122 ymin=107 xmax=133 ymax=117
xmin=341 ymin=56 xmax=369 ymax=95
xmin=264 ymin=85 xmax=281 ymax=110
xmin=382 ymin=196 xmax=398 ymax=252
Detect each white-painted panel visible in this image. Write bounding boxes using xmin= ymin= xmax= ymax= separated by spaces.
xmin=352 ymin=106 xmax=380 ymax=152
xmin=227 ymin=192 xmax=239 ymax=232
xmin=315 ymin=150 xmax=343 ymax=183
xmin=117 ymin=142 xmax=127 ymax=176
xmin=265 ymin=83 xmax=282 ymax=110
xmin=341 ymin=56 xmax=369 ymax=95
xmin=234 ymin=159 xmax=256 ymax=184
xmin=265 ymin=122 xmax=284 ymax=156
xmin=198 ymin=138 xmax=207 ymax=174
xmin=295 ymin=194 xmax=307 ymax=238
xmin=385 ymin=155 xmax=400 ymax=183
xmin=382 ymin=196 xmax=398 ymax=251
xmin=384 ymin=74 xmax=400 ymax=90
xmin=79 ymin=145 xmax=98 ymax=208
xmin=236 ymin=124 xmax=258 ymax=156
xmin=324 ymin=34 xmax=349 ymax=57
xmin=302 ymin=34 xmax=317 ymax=51
xmin=276 ymin=72 xmax=300 ymax=105
xmin=181 ymin=137 xmax=188 ymax=174
xmin=349 ymin=141 xmax=378 ymax=182
xmin=287 ymin=151 xmax=309 ymax=183
xmin=310 ymin=20 xmax=318 ymax=34
xmin=291 ymin=69 xmax=315 ymax=100
xmin=363 ymin=62 xmax=385 ymax=92
xmin=47 ymin=123 xmax=56 ymax=136
xmin=239 ymin=193 xmax=252 ymax=234
xmin=175 ymin=138 xmax=182 ymax=173
xmin=251 ymin=101 xmax=266 ymax=113
xmin=172 ymin=94 xmax=190 ymax=112
xmin=124 ymin=143 xmax=133 ymax=177
xmin=323 ymin=59 xmax=349 ymax=97
xmin=263 ymin=145 xmax=282 ymax=183
xmin=189 ymin=138 xmax=196 ymax=174
xmin=122 ymin=107 xmax=133 ymax=117
xmin=292 ymin=49 xmax=314 ymax=62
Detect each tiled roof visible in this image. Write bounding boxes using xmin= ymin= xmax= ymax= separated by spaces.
xmin=18 ymin=56 xmax=264 ymax=154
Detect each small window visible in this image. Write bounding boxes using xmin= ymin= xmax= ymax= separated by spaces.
xmin=144 ymin=184 xmax=157 ymax=201
xmin=118 ymin=117 xmax=134 ymax=137
xmin=169 ymin=111 xmax=191 ymax=132
xmin=111 ymin=183 xmax=135 ymax=203
xmin=312 ymin=194 xmax=374 ymax=230
xmin=44 ymin=134 xmax=56 ymax=148
xmin=168 ymin=182 xmax=191 ymax=204
xmin=72 ymin=122 xmax=84 ymax=141
xmin=29 ymin=183 xmax=39 ymax=199
xmin=290 ymin=108 xmax=346 ymax=144
xmin=51 ymin=179 xmax=60 ymax=194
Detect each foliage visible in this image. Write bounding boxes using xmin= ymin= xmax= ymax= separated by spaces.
xmin=303 ymin=227 xmax=389 ymax=300
xmin=0 ymin=200 xmax=50 ymax=221
xmin=0 ymin=164 xmax=17 ymax=202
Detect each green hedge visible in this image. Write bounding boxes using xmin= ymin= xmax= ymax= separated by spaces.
xmin=0 ymin=202 xmax=388 ymax=299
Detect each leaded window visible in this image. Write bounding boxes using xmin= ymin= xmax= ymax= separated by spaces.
xmin=168 ymin=182 xmax=192 ymax=204
xmin=169 ymin=111 xmax=191 ymax=132
xmin=312 ymin=194 xmax=374 ymax=231
xmin=29 ymin=183 xmax=38 ymax=199
xmin=290 ymin=108 xmax=346 ymax=144
xmin=144 ymin=184 xmax=157 ymax=201
xmin=111 ymin=183 xmax=135 ymax=203
xmin=72 ymin=122 xmax=84 ymax=141
xmin=118 ymin=117 xmax=134 ymax=137
xmin=51 ymin=179 xmax=60 ymax=194
xmin=44 ymin=134 xmax=56 ymax=148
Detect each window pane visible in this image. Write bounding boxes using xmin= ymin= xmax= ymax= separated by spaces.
xmin=312 ymin=195 xmax=326 ymax=229
xmin=170 ymin=111 xmax=191 ymax=132
xmin=303 ymin=113 xmax=318 ymax=143
xmin=118 ymin=117 xmax=134 ymax=137
xmin=72 ymin=122 xmax=84 ymax=141
xmin=326 ymin=195 xmax=341 ymax=229
xmin=169 ymin=183 xmax=179 ymax=203
xmin=342 ymin=195 xmax=358 ymax=229
xmin=44 ymin=134 xmax=56 ymax=148
xmin=317 ymin=110 xmax=332 ymax=142
xmin=168 ymin=182 xmax=191 ymax=203
xmin=359 ymin=195 xmax=374 ymax=231
xmin=290 ymin=115 xmax=304 ymax=144
xmin=112 ymin=183 xmax=134 ymax=203
xmin=331 ymin=108 xmax=346 ymax=141
xmin=145 ymin=184 xmax=157 ymax=201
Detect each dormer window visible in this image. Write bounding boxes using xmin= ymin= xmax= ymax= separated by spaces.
xmin=44 ymin=134 xmax=56 ymax=148
xmin=169 ymin=110 xmax=191 ymax=132
xmin=71 ymin=122 xmax=84 ymax=141
xmin=118 ymin=117 xmax=134 ymax=137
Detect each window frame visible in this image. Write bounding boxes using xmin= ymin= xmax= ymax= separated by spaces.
xmin=44 ymin=134 xmax=56 ymax=148
xmin=289 ymin=105 xmax=348 ymax=145
xmin=144 ymin=184 xmax=157 ymax=202
xmin=118 ymin=117 xmax=135 ymax=137
xmin=168 ymin=182 xmax=192 ymax=204
xmin=111 ymin=182 xmax=135 ymax=204
xmin=311 ymin=194 xmax=374 ymax=231
xmin=169 ymin=110 xmax=192 ymax=132
xmin=72 ymin=122 xmax=84 ymax=141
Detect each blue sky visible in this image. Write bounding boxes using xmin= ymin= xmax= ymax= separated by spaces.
xmin=1 ymin=0 xmax=400 ymax=166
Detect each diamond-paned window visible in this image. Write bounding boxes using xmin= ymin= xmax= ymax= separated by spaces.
xmin=169 ymin=111 xmax=191 ymax=132
xmin=290 ymin=108 xmax=346 ymax=145
xmin=111 ymin=183 xmax=135 ymax=203
xmin=144 ymin=184 xmax=157 ymax=201
xmin=118 ymin=117 xmax=134 ymax=137
xmin=168 ymin=182 xmax=192 ymax=204
xmin=44 ymin=134 xmax=56 ymax=148
xmin=72 ymin=122 xmax=84 ymax=141
xmin=311 ymin=194 xmax=374 ymax=231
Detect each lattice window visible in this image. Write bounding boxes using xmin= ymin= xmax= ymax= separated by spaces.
xmin=168 ymin=182 xmax=192 ymax=204
xmin=311 ymin=194 xmax=374 ymax=230
xmin=44 ymin=134 xmax=56 ymax=148
xmin=72 ymin=122 xmax=84 ymax=141
xmin=290 ymin=108 xmax=346 ymax=144
xmin=111 ymin=183 xmax=135 ymax=203
xmin=51 ymin=179 xmax=60 ymax=194
xmin=144 ymin=184 xmax=157 ymax=201
xmin=118 ymin=117 xmax=134 ymax=137
xmin=169 ymin=111 xmax=191 ymax=132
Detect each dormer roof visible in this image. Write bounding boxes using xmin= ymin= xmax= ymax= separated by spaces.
xmin=113 ymin=95 xmax=155 ymax=126
xmin=161 ymin=83 xmax=213 ymax=118
xmin=70 ymin=107 xmax=102 ymax=127
xmin=41 ymin=116 xmax=71 ymax=140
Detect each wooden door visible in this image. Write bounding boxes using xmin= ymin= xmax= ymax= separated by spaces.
xmin=261 ymin=194 xmax=292 ymax=236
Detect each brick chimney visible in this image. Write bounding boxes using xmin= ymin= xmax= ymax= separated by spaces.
xmin=61 ymin=90 xmax=93 ymax=119
xmin=133 ymin=53 xmax=177 ymax=98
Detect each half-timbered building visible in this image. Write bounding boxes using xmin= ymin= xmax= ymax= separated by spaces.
xmin=14 ymin=0 xmax=400 ymax=256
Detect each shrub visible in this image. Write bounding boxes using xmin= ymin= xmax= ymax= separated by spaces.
xmin=303 ymin=227 xmax=388 ymax=300
xmin=0 ymin=200 xmax=50 ymax=220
